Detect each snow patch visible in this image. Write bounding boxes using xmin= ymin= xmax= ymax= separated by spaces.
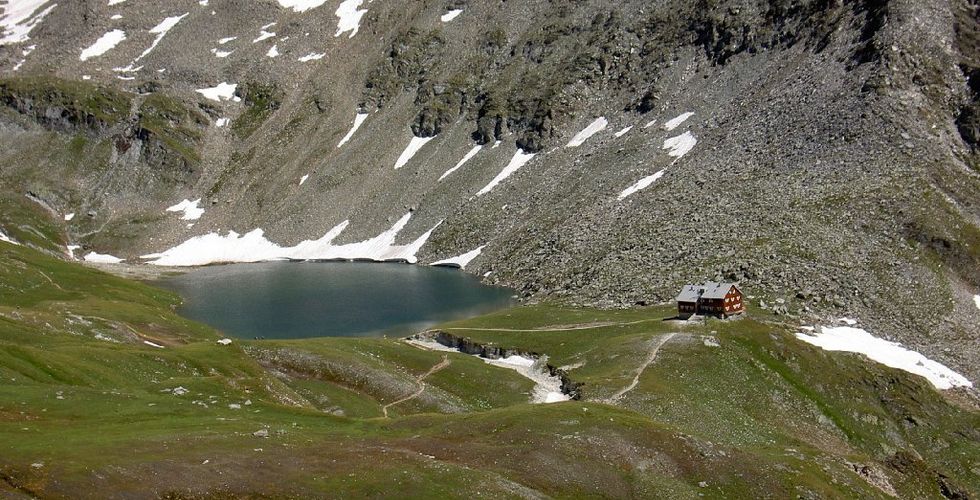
xmin=107 ymin=0 xmax=126 ymax=5
xmin=298 ymin=52 xmax=324 ymax=62
xmin=66 ymin=245 xmax=80 ymax=259
xmin=394 ymin=135 xmax=434 ymax=169
xmin=642 ymin=118 xmax=656 ymax=129
xmin=166 ymin=199 xmax=204 ymax=220
xmin=336 ymin=112 xmax=368 ymax=147
xmin=252 ymin=30 xmax=275 ymax=43
xmin=334 ymin=0 xmax=366 ymax=38
xmin=440 ymin=9 xmax=462 ymax=22
xmin=438 ymin=145 xmax=481 ymax=181
xmin=663 ymin=111 xmax=694 ymax=131
xmin=484 ymin=354 xmax=569 ymax=403
xmin=217 ymin=338 xmax=232 ymax=345
xmin=218 ymin=36 xmax=236 ymax=44
xmin=614 ymin=125 xmax=633 ymax=138
xmin=566 ymin=117 xmax=607 ymax=147
xmin=196 ymin=82 xmax=237 ymax=101
xmin=796 ymin=326 xmax=972 ymax=390
xmin=0 ymin=0 xmax=57 ymax=45
xmin=276 ymin=0 xmax=329 ymax=13
xmin=112 ymin=13 xmax=187 ymax=71
xmin=266 ymin=44 xmax=279 ymax=57
xmin=974 ymin=294 xmax=980 ymax=311
xmin=431 ymin=245 xmax=484 ymax=269
xmin=84 ymin=252 xmax=124 ymax=264
xmin=0 ymin=229 xmax=19 ymax=245
xmin=79 ymin=29 xmax=126 ymax=60
xmin=299 ymin=174 xmax=309 ymax=185
xmin=143 ymin=340 xmax=165 ymax=349
xmin=11 ymin=43 xmax=35 ymax=70
xmin=210 ymin=48 xmax=233 ymax=57
xmin=618 ymin=170 xmax=665 ymax=200
xmin=215 ymin=117 xmax=229 ymax=127
xmin=662 ymin=131 xmax=696 ymax=158
xmin=408 ymin=338 xmax=568 ymax=404
xmin=110 ymin=14 xmax=121 ymax=20
xmin=64 ymin=212 xmax=74 ymax=221
xmin=141 ymin=213 xmax=439 ymax=266
xmin=476 ymin=149 xmax=535 ymax=196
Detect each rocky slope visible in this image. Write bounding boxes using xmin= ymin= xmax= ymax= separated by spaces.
xmin=0 ymin=0 xmax=978 ymax=380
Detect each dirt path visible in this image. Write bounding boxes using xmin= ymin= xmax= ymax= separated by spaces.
xmin=382 ymin=355 xmax=451 ymax=418
xmin=606 ymin=332 xmax=679 ymax=404
xmin=443 ymin=318 xmax=665 ymax=333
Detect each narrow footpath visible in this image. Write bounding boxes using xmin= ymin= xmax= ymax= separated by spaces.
xmin=382 ymin=355 xmax=451 ymax=418
xmin=606 ymin=332 xmax=679 ymax=404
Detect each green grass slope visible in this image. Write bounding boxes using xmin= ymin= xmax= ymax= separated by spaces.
xmin=0 ymin=242 xmax=976 ymax=498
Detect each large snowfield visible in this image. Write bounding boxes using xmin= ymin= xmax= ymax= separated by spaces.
xmin=796 ymin=324 xmax=972 ymax=390
xmin=141 ymin=213 xmax=438 ymax=266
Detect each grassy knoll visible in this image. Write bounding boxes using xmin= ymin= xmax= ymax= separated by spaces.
xmin=0 ymin=241 xmax=976 ymax=498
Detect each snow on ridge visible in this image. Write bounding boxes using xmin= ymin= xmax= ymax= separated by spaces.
xmin=166 ymin=199 xmax=204 ymax=220
xmin=335 ymin=0 xmax=366 ymax=38
xmin=276 ymin=0 xmax=329 ymax=13
xmin=796 ymin=325 xmax=972 ymax=390
xmin=79 ymin=29 xmax=126 ymax=61
xmin=141 ymin=213 xmax=440 ymax=266
xmin=618 ymin=170 xmax=665 ymax=200
xmin=614 ymin=125 xmax=633 ymax=138
xmin=440 ymin=9 xmax=462 ymax=22
xmin=84 ymin=251 xmax=124 ymax=264
xmin=662 ymin=131 xmax=696 ymax=158
xmin=566 ymin=117 xmax=607 ymax=147
xmin=196 ymin=82 xmax=237 ymax=101
xmin=431 ymin=245 xmax=485 ymax=269
xmin=1 ymin=0 xmax=57 ymax=46
xmin=438 ymin=145 xmax=481 ymax=181
xmin=394 ymin=136 xmax=434 ymax=169
xmin=663 ymin=111 xmax=694 ymax=131
xmin=476 ymin=149 xmax=535 ymax=196
xmin=298 ymin=52 xmax=325 ymax=62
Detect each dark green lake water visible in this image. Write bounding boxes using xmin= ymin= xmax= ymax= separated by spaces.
xmin=156 ymin=262 xmax=515 ymax=339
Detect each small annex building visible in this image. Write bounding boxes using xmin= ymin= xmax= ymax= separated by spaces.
xmin=676 ymin=282 xmax=745 ymax=319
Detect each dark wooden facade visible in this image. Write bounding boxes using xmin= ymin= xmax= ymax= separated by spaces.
xmin=676 ymin=283 xmax=745 ymax=318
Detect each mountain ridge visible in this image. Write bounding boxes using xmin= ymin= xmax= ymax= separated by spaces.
xmin=0 ymin=0 xmax=978 ymax=380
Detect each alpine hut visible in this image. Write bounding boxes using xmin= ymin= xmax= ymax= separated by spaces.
xmin=676 ymin=282 xmax=745 ymax=319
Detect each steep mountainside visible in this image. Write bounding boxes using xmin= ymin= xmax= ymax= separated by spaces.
xmin=0 ymin=0 xmax=978 ymax=379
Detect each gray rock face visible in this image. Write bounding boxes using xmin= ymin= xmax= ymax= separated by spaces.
xmin=0 ymin=0 xmax=977 ymax=379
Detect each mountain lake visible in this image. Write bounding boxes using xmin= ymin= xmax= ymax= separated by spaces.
xmin=156 ymin=262 xmax=516 ymax=339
